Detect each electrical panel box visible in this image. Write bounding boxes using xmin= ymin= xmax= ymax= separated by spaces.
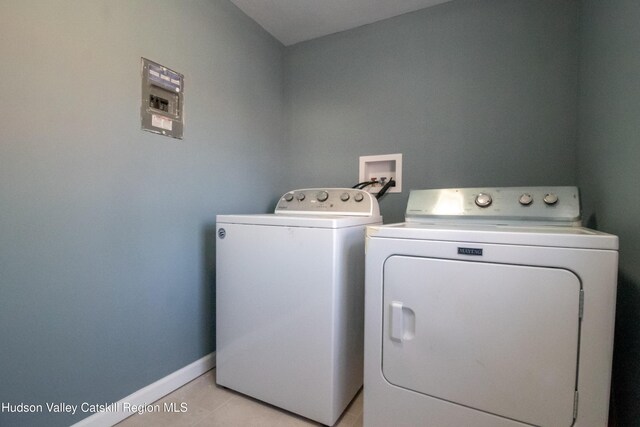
xmin=141 ymin=58 xmax=184 ymax=139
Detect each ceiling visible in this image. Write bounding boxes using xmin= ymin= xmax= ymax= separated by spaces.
xmin=229 ymin=0 xmax=454 ymax=46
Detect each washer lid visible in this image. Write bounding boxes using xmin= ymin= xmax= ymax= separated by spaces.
xmin=367 ymin=223 xmax=618 ymax=250
xmin=217 ymin=213 xmax=381 ymax=228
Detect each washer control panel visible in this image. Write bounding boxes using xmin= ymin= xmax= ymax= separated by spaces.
xmin=406 ymin=186 xmax=581 ymax=225
xmin=275 ymin=188 xmax=380 ymax=217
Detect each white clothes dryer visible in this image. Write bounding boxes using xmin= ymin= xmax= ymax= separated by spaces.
xmin=216 ymin=188 xmax=381 ymax=426
xmin=364 ymin=187 xmax=618 ymax=427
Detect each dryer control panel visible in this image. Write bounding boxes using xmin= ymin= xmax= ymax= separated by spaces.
xmin=276 ymin=188 xmax=380 ymax=217
xmin=406 ymin=186 xmax=581 ymax=225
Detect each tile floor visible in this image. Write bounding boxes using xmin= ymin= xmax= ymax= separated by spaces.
xmin=116 ymin=369 xmax=363 ymax=427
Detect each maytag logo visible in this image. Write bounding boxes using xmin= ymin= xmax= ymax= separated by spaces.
xmin=458 ymin=247 xmax=483 ymax=256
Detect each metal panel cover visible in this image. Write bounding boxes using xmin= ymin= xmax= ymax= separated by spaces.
xmin=141 ymin=58 xmax=184 ymax=139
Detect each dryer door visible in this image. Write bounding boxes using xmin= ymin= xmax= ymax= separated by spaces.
xmin=382 ymin=256 xmax=580 ymax=427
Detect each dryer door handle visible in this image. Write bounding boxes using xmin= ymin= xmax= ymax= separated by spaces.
xmin=390 ymin=301 xmax=415 ymax=342
xmin=391 ymin=302 xmax=404 ymax=341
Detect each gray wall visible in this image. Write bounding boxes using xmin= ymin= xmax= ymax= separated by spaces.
xmin=0 ymin=1 xmax=284 ymax=426
xmin=284 ymin=0 xmax=579 ymax=223
xmin=578 ymin=1 xmax=640 ymax=424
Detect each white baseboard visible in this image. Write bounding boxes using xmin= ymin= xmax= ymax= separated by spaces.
xmin=72 ymin=352 xmax=216 ymax=427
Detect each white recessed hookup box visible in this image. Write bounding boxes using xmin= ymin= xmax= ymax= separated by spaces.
xmin=359 ymin=153 xmax=402 ymax=194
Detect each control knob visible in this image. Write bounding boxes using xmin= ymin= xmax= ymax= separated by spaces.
xmin=316 ymin=191 xmax=329 ymax=202
xmin=543 ymin=193 xmax=558 ymax=205
xmin=284 ymin=193 xmax=294 ymax=202
xmin=340 ymin=192 xmax=350 ymax=202
xmin=519 ymin=193 xmax=533 ymax=206
xmin=475 ymin=193 xmax=492 ymax=208
xmin=354 ymin=193 xmax=364 ymax=202
xmin=296 ymin=193 xmax=306 ymax=201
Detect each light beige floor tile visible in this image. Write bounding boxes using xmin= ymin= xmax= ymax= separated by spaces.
xmin=153 ymin=390 xmax=213 ymax=426
xmin=343 ymin=389 xmax=363 ymax=418
xmin=115 ymin=413 xmax=156 ymax=427
xmin=180 ymin=370 xmax=236 ymax=413
xmin=193 ymin=395 xmax=288 ymax=427
xmin=115 ymin=397 xmax=211 ymax=427
xmin=335 ymin=412 xmax=358 ymax=427
xmin=116 ymin=369 xmax=225 ymax=427
xmin=352 ymin=412 xmax=363 ymax=427
xmin=267 ymin=405 xmax=356 ymax=427
xmin=118 ymin=369 xmax=361 ymax=427
xmin=270 ymin=410 xmax=321 ymax=426
xmin=186 ymin=369 xmax=216 ymax=387
xmin=116 ymin=409 xmax=183 ymax=427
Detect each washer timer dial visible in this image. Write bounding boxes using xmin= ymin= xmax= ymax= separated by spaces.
xmin=316 ymin=191 xmax=329 ymax=202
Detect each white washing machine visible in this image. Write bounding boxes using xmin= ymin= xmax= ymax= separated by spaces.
xmin=216 ymin=188 xmax=381 ymax=426
xmin=363 ymin=187 xmax=618 ymax=427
